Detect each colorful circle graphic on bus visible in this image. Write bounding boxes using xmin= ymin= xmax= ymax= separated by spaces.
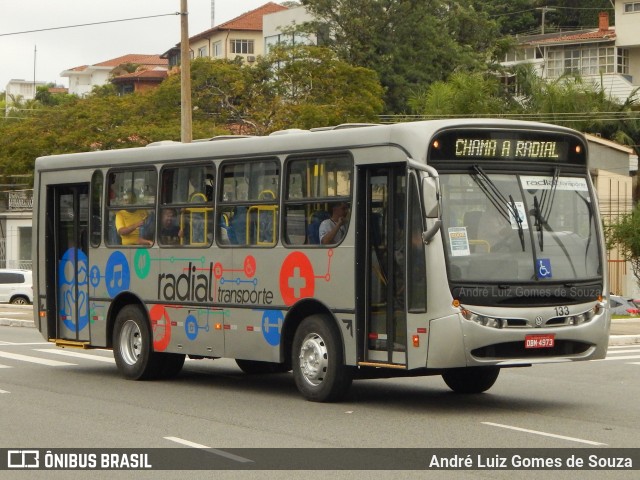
xmin=244 ymin=255 xmax=256 ymax=278
xmin=261 ymin=310 xmax=284 ymax=346
xmin=279 ymin=252 xmax=315 ymax=306
xmin=149 ymin=304 xmax=171 ymax=352
xmin=134 ymin=248 xmax=151 ymax=279
xmin=58 ymin=248 xmax=89 ymax=331
xmin=105 ymin=251 xmax=130 ymax=298
xmin=185 ymin=314 xmax=198 ymax=341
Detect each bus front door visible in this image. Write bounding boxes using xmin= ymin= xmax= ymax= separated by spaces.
xmin=46 ymin=184 xmax=90 ymax=343
xmin=361 ymin=166 xmax=407 ymax=365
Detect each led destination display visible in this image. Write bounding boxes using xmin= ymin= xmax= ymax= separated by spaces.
xmin=429 ymin=128 xmax=586 ymax=164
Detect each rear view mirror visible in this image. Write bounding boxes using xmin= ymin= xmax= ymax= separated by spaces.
xmin=422 ymin=176 xmax=440 ymax=218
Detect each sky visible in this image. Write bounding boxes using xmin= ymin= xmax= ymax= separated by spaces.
xmin=0 ymin=0 xmax=273 ymax=90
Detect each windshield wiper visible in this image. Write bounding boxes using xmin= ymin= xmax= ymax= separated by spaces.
xmin=509 ymin=194 xmax=526 ymax=251
xmin=532 ymin=167 xmax=560 ymax=253
xmin=532 ymin=194 xmax=544 ymax=251
xmin=471 ymin=165 xmax=526 ymax=252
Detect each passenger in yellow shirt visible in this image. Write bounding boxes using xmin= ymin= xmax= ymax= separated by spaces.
xmin=115 ymin=192 xmax=153 ymax=246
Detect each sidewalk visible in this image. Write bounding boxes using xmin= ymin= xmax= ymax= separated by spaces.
xmin=609 ymin=317 xmax=640 ymax=346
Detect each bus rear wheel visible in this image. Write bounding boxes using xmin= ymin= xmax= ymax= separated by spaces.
xmin=292 ymin=315 xmax=352 ymax=402
xmin=442 ymin=367 xmax=500 ymax=394
xmin=113 ymin=305 xmax=163 ymax=380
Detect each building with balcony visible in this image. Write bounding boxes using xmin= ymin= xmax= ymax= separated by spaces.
xmin=502 ymin=2 xmax=640 ymax=103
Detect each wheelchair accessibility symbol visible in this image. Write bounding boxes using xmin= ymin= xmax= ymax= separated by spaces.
xmin=537 ymin=258 xmax=552 ymax=278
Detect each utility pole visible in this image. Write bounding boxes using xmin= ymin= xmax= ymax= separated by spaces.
xmin=180 ymin=0 xmax=193 ymax=143
xmin=211 ymin=0 xmax=215 ymax=27
xmin=537 ymin=7 xmax=557 ymax=35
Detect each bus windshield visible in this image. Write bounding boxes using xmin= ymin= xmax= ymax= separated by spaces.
xmin=441 ymin=170 xmax=601 ymax=284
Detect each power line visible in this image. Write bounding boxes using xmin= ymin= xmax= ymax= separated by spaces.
xmin=0 ymin=13 xmax=180 ymax=37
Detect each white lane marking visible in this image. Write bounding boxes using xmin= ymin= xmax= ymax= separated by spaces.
xmin=482 ymin=422 xmax=607 ymax=446
xmin=0 ymin=342 xmax=50 ymax=346
xmin=629 ymin=362 xmax=640 ymax=365
xmin=0 ymin=351 xmax=76 ymax=366
xmin=606 ymin=349 xmax=640 ymax=354
xmin=0 ymin=363 xmax=11 ymax=369
xmin=163 ymin=437 xmax=253 ymax=463
xmin=0 ymin=389 xmax=9 ymax=394
xmin=34 ymin=349 xmax=115 ymax=363
xmin=601 ymin=355 xmax=640 ymax=361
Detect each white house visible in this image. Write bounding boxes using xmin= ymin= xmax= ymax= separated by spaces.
xmin=503 ymin=1 xmax=640 ymax=103
xmin=61 ymin=54 xmax=168 ymax=96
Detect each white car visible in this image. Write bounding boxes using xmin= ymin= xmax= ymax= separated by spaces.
xmin=0 ymin=269 xmax=33 ymax=305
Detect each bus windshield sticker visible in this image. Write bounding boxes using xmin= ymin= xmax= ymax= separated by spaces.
xmin=508 ymin=201 xmax=529 ymax=230
xmin=520 ymin=176 xmax=588 ymax=192
xmin=449 ymin=227 xmax=470 ymax=256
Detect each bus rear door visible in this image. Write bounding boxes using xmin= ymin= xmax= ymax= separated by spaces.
xmin=45 ymin=184 xmax=91 ymax=343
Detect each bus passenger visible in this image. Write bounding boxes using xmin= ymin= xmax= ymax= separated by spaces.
xmin=319 ymin=201 xmax=349 ymax=245
xmin=159 ymin=208 xmax=182 ymax=245
xmin=115 ymin=191 xmax=153 ymax=246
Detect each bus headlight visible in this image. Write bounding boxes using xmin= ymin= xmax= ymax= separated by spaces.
xmin=461 ymin=309 xmax=504 ymax=329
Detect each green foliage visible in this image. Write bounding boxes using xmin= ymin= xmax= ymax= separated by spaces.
xmin=0 ymin=49 xmax=383 ymax=176
xmin=408 ymin=72 xmax=508 ymax=116
xmin=301 ymin=0 xmax=501 ymax=113
xmin=606 ymin=204 xmax=640 ymax=288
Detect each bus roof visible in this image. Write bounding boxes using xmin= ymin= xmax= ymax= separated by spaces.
xmin=34 ymin=119 xmax=584 ymax=172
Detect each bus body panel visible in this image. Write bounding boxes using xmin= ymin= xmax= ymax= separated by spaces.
xmin=31 ymin=120 xmax=610 ymax=398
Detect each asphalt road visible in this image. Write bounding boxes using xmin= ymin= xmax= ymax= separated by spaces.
xmin=0 ymin=322 xmax=639 ymax=479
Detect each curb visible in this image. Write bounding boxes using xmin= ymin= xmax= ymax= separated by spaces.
xmin=0 ymin=319 xmax=35 ymax=328
xmin=609 ymin=334 xmax=640 ymax=346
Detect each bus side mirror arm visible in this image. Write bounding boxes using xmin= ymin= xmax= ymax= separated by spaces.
xmin=422 ymin=220 xmax=441 ymax=245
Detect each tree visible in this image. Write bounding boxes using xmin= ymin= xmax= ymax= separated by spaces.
xmin=606 ymin=204 xmax=640 ymax=289
xmin=408 ymin=71 xmax=509 ymax=116
xmin=0 ymin=47 xmax=383 ymax=177
xmin=300 ymin=0 xmax=502 ymax=113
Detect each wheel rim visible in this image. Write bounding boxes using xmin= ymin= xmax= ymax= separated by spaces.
xmin=12 ymin=298 xmax=27 ymax=305
xmin=119 ymin=319 xmax=143 ymax=366
xmin=298 ymin=332 xmax=328 ymax=387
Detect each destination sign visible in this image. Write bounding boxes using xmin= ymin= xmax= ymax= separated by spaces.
xmin=428 ymin=128 xmax=586 ymax=164
xmin=455 ymin=139 xmax=560 ymax=159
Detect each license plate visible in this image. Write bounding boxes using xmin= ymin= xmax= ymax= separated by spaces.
xmin=525 ymin=334 xmax=555 ymax=349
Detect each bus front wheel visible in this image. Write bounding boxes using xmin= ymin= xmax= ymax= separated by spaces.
xmin=113 ymin=305 xmax=163 ymax=380
xmin=292 ymin=315 xmax=353 ymax=402
xmin=442 ymin=367 xmax=500 ymax=394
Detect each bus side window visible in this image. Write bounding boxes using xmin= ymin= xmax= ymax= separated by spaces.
xmin=282 ymin=154 xmax=353 ymax=247
xmin=160 ymin=164 xmax=214 ymax=247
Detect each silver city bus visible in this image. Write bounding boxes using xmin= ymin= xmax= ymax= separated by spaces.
xmin=32 ymin=120 xmax=610 ymax=402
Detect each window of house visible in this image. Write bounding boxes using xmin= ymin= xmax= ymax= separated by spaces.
xmin=230 ymin=39 xmax=254 ymax=55
xmin=564 ymin=48 xmax=580 ymax=74
xmin=198 ymin=46 xmax=208 ymax=57
xmin=546 ymin=50 xmax=563 ymax=78
xmin=213 ymin=41 xmax=222 ymax=57
xmin=581 ymin=47 xmax=599 ymax=75
xmin=624 ymin=2 xmax=640 ymax=13
xmin=618 ymin=48 xmax=630 ymax=74
xmin=599 ymin=46 xmax=615 ymax=74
